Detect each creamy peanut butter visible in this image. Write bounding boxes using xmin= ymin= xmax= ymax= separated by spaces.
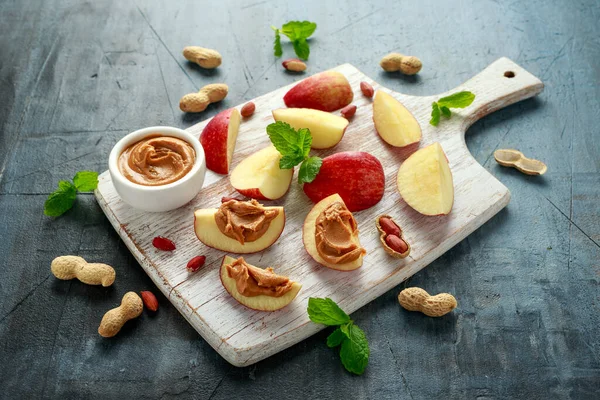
xmin=118 ymin=135 xmax=195 ymax=186
xmin=215 ymin=199 xmax=278 ymax=244
xmin=226 ymin=257 xmax=293 ymax=297
xmin=315 ymin=202 xmax=366 ymax=264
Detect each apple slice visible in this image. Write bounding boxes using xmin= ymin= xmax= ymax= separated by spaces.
xmin=397 ymin=142 xmax=454 ymax=215
xmin=373 ymin=90 xmax=421 ymax=147
xmin=302 ymin=194 xmax=364 ymax=271
xmin=194 ymin=206 xmax=285 ymax=253
xmin=272 ymin=108 xmax=349 ymax=149
xmin=230 ymin=146 xmax=293 ymax=200
xmin=283 ymin=71 xmax=353 ymax=112
xmin=220 ymin=256 xmax=302 ymax=311
xmin=200 ymin=108 xmax=241 ymax=174
xmin=303 ymin=151 xmax=385 ymax=212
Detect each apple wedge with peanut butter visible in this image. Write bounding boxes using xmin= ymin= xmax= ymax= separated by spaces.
xmin=194 ymin=198 xmax=285 ymax=254
xmin=220 ymin=256 xmax=302 ymax=311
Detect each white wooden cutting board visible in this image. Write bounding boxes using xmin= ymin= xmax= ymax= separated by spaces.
xmin=95 ymin=58 xmax=543 ymax=367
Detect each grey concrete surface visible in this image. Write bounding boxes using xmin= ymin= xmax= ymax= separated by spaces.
xmin=0 ymin=0 xmax=598 ymax=398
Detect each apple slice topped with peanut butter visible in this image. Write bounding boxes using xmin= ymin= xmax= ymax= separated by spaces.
xmin=194 ymin=199 xmax=285 ymax=254
xmin=302 ymin=193 xmax=366 ymax=271
xmin=220 ymin=256 xmax=302 ymax=311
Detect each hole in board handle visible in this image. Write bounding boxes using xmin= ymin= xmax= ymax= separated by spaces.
xmin=504 ymin=71 xmax=515 ymax=78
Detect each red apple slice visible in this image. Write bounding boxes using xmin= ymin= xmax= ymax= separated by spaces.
xmin=272 ymin=108 xmax=349 ymax=149
xmin=303 ymin=152 xmax=385 ymax=212
xmin=220 ymin=256 xmax=302 ymax=311
xmin=200 ymin=108 xmax=241 ymax=174
xmin=194 ymin=206 xmax=285 ymax=253
xmin=230 ymin=146 xmax=293 ymax=200
xmin=397 ymin=142 xmax=454 ymax=215
xmin=283 ymin=71 xmax=353 ymax=112
xmin=302 ymin=194 xmax=364 ymax=271
xmin=373 ymin=90 xmax=421 ymax=147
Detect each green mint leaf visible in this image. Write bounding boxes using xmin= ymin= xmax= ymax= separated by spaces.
xmin=292 ymin=38 xmax=310 ymax=60
xmin=279 ymin=154 xmax=304 ymax=169
xmin=281 ymin=21 xmax=317 ymax=41
xmin=430 ymin=102 xmax=441 ymax=126
xmin=339 ymin=323 xmax=370 ymax=375
xmin=327 ymin=327 xmax=348 ymax=348
xmin=296 ymin=127 xmax=312 ymax=158
xmin=440 ymin=105 xmax=451 ymax=118
xmin=272 ymin=27 xmax=282 ymax=57
xmin=44 ymin=180 xmax=77 ymax=217
xmin=437 ymin=91 xmax=475 ymax=109
xmin=73 ymin=171 xmax=99 ymax=192
xmin=298 ymin=156 xmax=322 ymax=184
xmin=267 ymin=122 xmax=301 ymax=156
xmin=307 ymin=297 xmax=350 ymax=326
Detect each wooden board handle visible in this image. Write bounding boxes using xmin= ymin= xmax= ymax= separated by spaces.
xmin=447 ymin=57 xmax=544 ymax=131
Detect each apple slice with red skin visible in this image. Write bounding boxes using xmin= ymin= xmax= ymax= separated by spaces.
xmin=302 ymin=194 xmax=364 ymax=271
xmin=230 ymin=146 xmax=293 ymax=200
xmin=397 ymin=142 xmax=454 ymax=215
xmin=200 ymin=108 xmax=241 ymax=174
xmin=283 ymin=71 xmax=353 ymax=112
xmin=373 ymin=90 xmax=421 ymax=147
xmin=272 ymin=108 xmax=349 ymax=149
xmin=193 ymin=206 xmax=285 ymax=253
xmin=220 ymin=255 xmax=302 ymax=311
xmin=303 ymin=152 xmax=385 ymax=212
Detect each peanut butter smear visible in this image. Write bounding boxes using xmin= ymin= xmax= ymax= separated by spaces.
xmin=118 ymin=135 xmax=195 ymax=186
xmin=226 ymin=257 xmax=293 ymax=297
xmin=215 ymin=199 xmax=279 ymax=244
xmin=315 ymin=202 xmax=366 ymax=264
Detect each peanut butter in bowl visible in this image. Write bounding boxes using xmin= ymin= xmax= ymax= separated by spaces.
xmin=118 ymin=135 xmax=196 ymax=186
xmin=108 ymin=126 xmax=206 ymax=212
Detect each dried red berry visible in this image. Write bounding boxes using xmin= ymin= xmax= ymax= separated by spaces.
xmin=187 ymin=256 xmax=206 ymax=273
xmin=140 ymin=291 xmax=159 ymax=312
xmin=152 ymin=236 xmax=176 ymax=251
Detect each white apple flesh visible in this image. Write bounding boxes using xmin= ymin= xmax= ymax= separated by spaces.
xmin=272 ymin=108 xmax=349 ymax=149
xmin=373 ymin=90 xmax=421 ymax=147
xmin=230 ymin=146 xmax=293 ymax=200
xmin=396 ymin=142 xmax=454 ymax=215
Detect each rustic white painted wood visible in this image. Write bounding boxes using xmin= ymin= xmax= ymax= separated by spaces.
xmin=95 ymin=58 xmax=543 ymax=367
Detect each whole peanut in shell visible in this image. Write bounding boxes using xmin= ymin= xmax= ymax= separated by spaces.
xmin=179 ymin=83 xmax=228 ymax=113
xmin=51 ymin=256 xmax=115 ymax=287
xmin=98 ymin=292 xmax=144 ymax=337
xmin=380 ymin=53 xmax=422 ymax=75
xmin=398 ymin=287 xmax=457 ymax=317
xmin=183 ymin=46 xmax=222 ymax=69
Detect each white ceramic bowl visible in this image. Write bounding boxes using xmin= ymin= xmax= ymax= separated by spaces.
xmin=108 ymin=126 xmax=206 ymax=212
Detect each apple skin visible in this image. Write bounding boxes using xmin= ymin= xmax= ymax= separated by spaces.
xmin=303 ymin=152 xmax=385 ymax=212
xmin=283 ymin=71 xmax=353 ymax=112
xmin=302 ymin=194 xmax=364 ymax=271
xmin=200 ymin=108 xmax=240 ymax=174
xmin=219 ymin=256 xmax=302 ymax=311
xmin=193 ymin=207 xmax=285 ymax=254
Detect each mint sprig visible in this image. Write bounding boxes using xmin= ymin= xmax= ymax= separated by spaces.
xmin=44 ymin=171 xmax=99 ymax=217
xmin=308 ymin=297 xmax=370 ymax=375
xmin=266 ymin=121 xmax=322 ymax=184
xmin=271 ymin=21 xmax=317 ymax=60
xmin=430 ymin=91 xmax=475 ymax=126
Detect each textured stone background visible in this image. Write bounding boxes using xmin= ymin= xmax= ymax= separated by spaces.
xmin=0 ymin=0 xmax=598 ymax=398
